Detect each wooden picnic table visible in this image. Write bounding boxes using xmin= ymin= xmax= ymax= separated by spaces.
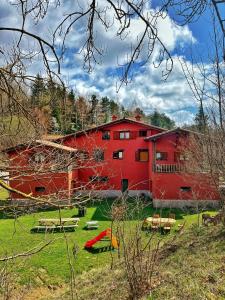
xmin=146 ymin=217 xmax=176 ymax=226
xmin=38 ymin=218 xmax=80 ymax=227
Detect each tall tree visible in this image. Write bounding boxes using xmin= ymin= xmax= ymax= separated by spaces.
xmin=194 ymin=103 xmax=208 ymax=132
xmin=30 ymin=74 xmax=46 ymax=107
xmin=148 ymin=110 xmax=175 ymax=129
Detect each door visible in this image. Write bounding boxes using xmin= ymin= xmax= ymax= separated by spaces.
xmin=121 ymin=179 xmax=129 ymax=193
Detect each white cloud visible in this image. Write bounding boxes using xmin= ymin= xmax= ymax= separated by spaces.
xmin=0 ymin=0 xmax=199 ymax=125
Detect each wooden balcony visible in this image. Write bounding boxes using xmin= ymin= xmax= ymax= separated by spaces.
xmin=154 ymin=164 xmax=184 ymax=173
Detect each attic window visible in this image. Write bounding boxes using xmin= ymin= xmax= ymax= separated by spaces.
xmin=119 ymin=131 xmax=130 ymax=139
xmin=139 ymin=130 xmax=147 ymax=137
xmin=102 ymin=131 xmax=110 ymax=140
xmin=31 ymin=153 xmax=45 ymax=163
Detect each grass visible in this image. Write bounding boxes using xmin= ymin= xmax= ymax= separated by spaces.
xmin=0 ymin=198 xmax=218 ymax=290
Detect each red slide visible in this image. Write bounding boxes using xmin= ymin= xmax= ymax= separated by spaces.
xmin=85 ymin=229 xmax=109 ymax=248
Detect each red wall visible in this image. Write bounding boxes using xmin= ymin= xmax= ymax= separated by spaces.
xmin=151 ymin=134 xmax=219 ymax=200
xmin=152 ymin=173 xmax=219 ymax=200
xmin=8 ymin=147 xmax=74 ymax=200
xmin=10 ymin=172 xmax=71 ymax=200
xmin=63 ymin=121 xmax=162 ymax=192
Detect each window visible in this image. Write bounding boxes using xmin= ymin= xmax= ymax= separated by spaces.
xmin=30 ymin=153 xmax=45 ymax=164
xmin=93 ymin=149 xmax=104 ymax=161
xmin=180 ymin=186 xmax=191 ymax=192
xmin=102 ymin=131 xmax=110 ymax=140
xmin=89 ymin=176 xmax=108 ymax=182
xmin=78 ymin=150 xmax=89 ymax=160
xmin=174 ymin=152 xmax=189 ymax=162
xmin=139 ymin=130 xmax=147 ymax=137
xmin=113 ymin=150 xmax=124 ymax=159
xmin=119 ymin=131 xmax=130 ymax=139
xmin=35 ymin=186 xmax=45 ymax=192
xmin=136 ymin=149 xmax=149 ymax=162
xmin=156 ymin=152 xmax=168 ymax=161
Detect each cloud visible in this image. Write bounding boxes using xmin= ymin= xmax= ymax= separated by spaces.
xmin=0 ymin=0 xmax=199 ymax=125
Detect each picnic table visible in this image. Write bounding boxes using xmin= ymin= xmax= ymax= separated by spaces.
xmin=146 ymin=217 xmax=176 ymax=227
xmin=32 ymin=218 xmax=80 ymax=232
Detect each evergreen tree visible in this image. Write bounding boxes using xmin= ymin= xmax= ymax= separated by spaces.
xmin=30 ymin=74 xmax=45 ymax=107
xmin=148 ymin=110 xmax=175 ymax=129
xmin=194 ymin=103 xmax=208 ymax=132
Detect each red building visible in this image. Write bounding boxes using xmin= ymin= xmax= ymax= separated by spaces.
xmin=5 ymin=116 xmax=219 ymax=207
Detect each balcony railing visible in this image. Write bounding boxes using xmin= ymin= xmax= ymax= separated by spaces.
xmin=154 ymin=164 xmax=184 ymax=173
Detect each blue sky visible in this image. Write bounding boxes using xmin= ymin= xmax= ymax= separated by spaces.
xmin=0 ymin=1 xmax=220 ymax=125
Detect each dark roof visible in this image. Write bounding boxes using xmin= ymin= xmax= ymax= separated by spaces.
xmin=53 ymin=117 xmax=166 ymax=141
xmin=145 ymin=127 xmax=201 ymax=141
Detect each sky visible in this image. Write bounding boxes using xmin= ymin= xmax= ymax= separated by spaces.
xmin=0 ymin=0 xmax=220 ymax=125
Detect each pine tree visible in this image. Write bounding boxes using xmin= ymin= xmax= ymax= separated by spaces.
xmin=30 ymin=74 xmax=46 ymax=107
xmin=194 ymin=103 xmax=208 ymax=132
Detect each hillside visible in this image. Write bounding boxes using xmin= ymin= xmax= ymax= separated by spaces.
xmin=8 ymin=224 xmax=225 ymax=300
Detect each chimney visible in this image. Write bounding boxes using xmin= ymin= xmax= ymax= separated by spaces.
xmin=135 ymin=114 xmax=141 ymax=122
xmin=112 ymin=115 xmax=117 ymax=121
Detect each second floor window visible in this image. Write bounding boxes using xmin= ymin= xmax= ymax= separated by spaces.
xmin=102 ymin=131 xmax=110 ymax=140
xmin=119 ymin=131 xmax=130 ymax=139
xmin=136 ymin=149 xmax=149 ymax=161
xmin=113 ymin=150 xmax=124 ymax=159
xmin=156 ymin=152 xmax=168 ymax=161
xmin=93 ymin=148 xmax=104 ymax=161
xmin=139 ymin=130 xmax=147 ymax=137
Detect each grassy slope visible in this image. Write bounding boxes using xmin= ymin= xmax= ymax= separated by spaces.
xmin=46 ymin=225 xmax=225 ymax=300
xmin=151 ymin=225 xmax=225 ymax=300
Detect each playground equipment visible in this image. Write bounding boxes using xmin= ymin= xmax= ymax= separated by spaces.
xmin=85 ymin=228 xmax=118 ymax=249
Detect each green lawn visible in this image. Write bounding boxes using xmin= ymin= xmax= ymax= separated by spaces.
xmin=0 ymin=198 xmax=217 ymax=287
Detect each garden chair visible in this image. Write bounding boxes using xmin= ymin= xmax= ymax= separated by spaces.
xmin=151 ymin=221 xmax=160 ymax=231
xmin=163 ymin=223 xmax=171 ymax=234
xmin=141 ymin=218 xmax=149 ymax=231
xmin=169 ymin=213 xmax=176 ymax=220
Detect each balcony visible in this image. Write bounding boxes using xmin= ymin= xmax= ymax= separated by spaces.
xmin=154 ymin=164 xmax=184 ymax=173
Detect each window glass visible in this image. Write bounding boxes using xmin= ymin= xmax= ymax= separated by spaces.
xmin=139 ymin=150 xmax=149 ymax=161
xmin=139 ymin=130 xmax=147 ymax=137
xmin=156 ymin=152 xmax=168 ymax=160
xmin=102 ymin=131 xmax=110 ymax=140
xmin=180 ymin=186 xmax=191 ymax=192
xmin=113 ymin=150 xmax=124 ymax=159
xmin=93 ymin=149 xmax=104 ymax=161
xmin=89 ymin=176 xmax=108 ymax=182
xmin=119 ymin=131 xmax=130 ymax=139
xmin=35 ymin=187 xmax=45 ymax=192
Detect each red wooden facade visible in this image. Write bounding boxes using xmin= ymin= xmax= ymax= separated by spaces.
xmin=5 ymin=117 xmax=220 ymax=206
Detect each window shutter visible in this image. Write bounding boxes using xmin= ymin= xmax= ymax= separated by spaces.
xmin=130 ymin=131 xmax=137 ymax=139
xmin=135 ymin=150 xmax=140 ymax=161
xmin=174 ymin=152 xmax=179 ymax=162
xmin=163 ymin=152 xmax=168 ymax=160
xmin=113 ymin=131 xmax=120 ymax=139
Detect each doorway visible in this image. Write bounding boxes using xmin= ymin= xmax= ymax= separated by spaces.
xmin=121 ymin=179 xmax=129 ymax=193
